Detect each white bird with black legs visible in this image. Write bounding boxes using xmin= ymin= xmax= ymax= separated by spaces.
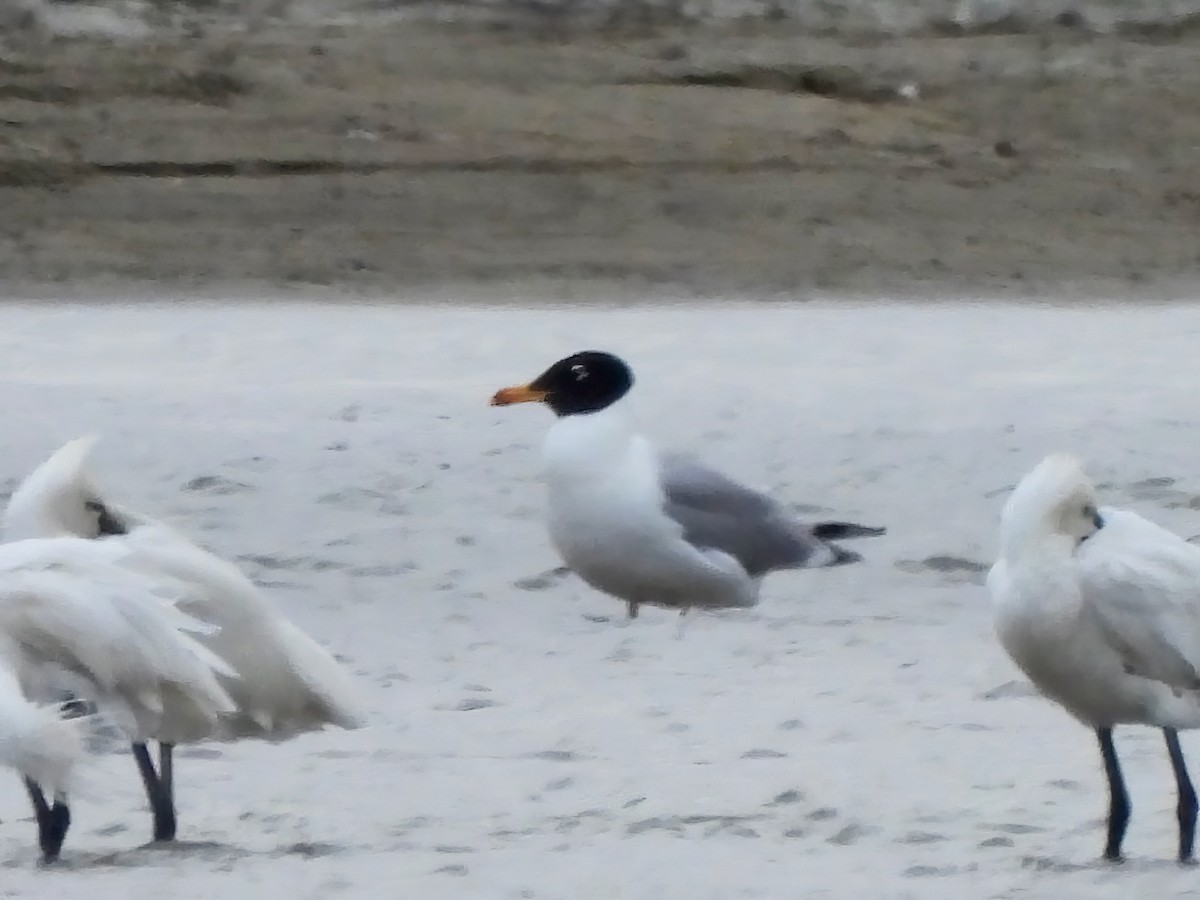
xmin=0 ymin=662 xmax=88 ymax=863
xmin=490 ymin=350 xmax=885 ymax=619
xmin=0 ymin=535 xmax=237 ymax=862
xmin=3 ymin=437 xmax=368 ymax=847
xmin=989 ymin=453 xmax=1200 ymax=864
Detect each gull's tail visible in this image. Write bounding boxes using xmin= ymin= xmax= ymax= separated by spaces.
xmin=811 ymin=522 xmax=887 ymax=541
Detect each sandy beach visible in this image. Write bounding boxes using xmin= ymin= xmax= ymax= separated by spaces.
xmin=3 ymin=0 xmax=1200 ymax=893
xmin=0 ymin=299 xmax=1197 ymax=897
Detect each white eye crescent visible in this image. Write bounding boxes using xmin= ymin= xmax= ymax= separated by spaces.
xmin=571 ymin=364 xmax=588 ymax=381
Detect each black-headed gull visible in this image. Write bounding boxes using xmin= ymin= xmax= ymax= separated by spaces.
xmin=491 ymin=350 xmax=885 ymax=619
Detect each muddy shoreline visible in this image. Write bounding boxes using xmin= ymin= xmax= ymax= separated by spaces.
xmin=2 ymin=16 xmax=1198 ymax=299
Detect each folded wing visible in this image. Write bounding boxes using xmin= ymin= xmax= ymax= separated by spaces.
xmin=1079 ymin=507 xmax=1200 ymax=692
xmin=660 ymin=454 xmax=845 ymax=575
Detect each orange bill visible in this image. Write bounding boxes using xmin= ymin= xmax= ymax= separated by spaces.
xmin=490 ymin=383 xmax=548 ymax=406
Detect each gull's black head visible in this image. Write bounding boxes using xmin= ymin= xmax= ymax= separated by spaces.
xmin=490 ymin=350 xmax=634 ymax=417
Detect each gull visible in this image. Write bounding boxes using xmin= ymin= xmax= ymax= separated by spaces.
xmin=989 ymin=453 xmax=1200 ymax=864
xmin=4 ymin=437 xmax=368 ymax=845
xmin=491 ymin=350 xmax=885 ymax=618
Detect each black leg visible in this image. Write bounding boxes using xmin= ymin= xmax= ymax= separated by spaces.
xmin=627 ymin=601 xmax=639 ymax=619
xmin=158 ymin=743 xmax=176 ymax=821
xmin=132 ymin=742 xmax=177 ymax=843
xmin=24 ymin=778 xmax=69 ymax=863
xmin=46 ymin=798 xmax=70 ymax=859
xmin=132 ymin=741 xmax=158 ymax=803
xmin=1164 ymin=728 xmax=1198 ymax=864
xmin=1097 ymin=727 xmax=1131 ymax=862
xmin=24 ymin=776 xmax=50 ymax=820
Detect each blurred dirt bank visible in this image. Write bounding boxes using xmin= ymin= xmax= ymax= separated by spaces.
xmin=1 ymin=6 xmax=1198 ymax=300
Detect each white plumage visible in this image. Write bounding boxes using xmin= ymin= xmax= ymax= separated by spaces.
xmin=989 ymin=453 xmax=1200 ymax=863
xmin=0 ymin=664 xmax=83 ymax=802
xmin=0 ymin=535 xmax=236 ymax=861
xmin=94 ymin=526 xmax=366 ymax=742
xmin=3 ymin=437 xmax=367 ymax=844
xmin=541 ymin=404 xmax=764 ymax=613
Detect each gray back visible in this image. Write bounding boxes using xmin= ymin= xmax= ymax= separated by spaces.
xmin=660 ymin=454 xmax=823 ymax=577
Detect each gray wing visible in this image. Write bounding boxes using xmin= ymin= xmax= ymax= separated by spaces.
xmin=660 ymin=453 xmax=836 ymax=577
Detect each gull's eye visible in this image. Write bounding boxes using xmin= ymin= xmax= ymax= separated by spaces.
xmin=571 ymin=364 xmax=588 ymax=381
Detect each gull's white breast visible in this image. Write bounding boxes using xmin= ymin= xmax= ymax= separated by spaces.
xmin=539 ymin=406 xmax=752 ymax=607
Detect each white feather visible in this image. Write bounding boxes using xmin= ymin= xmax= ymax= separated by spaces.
xmin=0 ymin=535 xmax=240 ymax=802
xmin=4 ymin=438 xmax=367 ymax=742
xmin=0 ymin=537 xmax=238 ymax=743
xmin=989 ymin=454 xmax=1200 ymax=729
xmin=1078 ymin=508 xmax=1200 ymax=697
xmin=115 ymin=523 xmax=367 ymax=739
xmin=3 ymin=435 xmax=104 ymax=542
xmin=541 ymin=403 xmax=757 ymax=610
xmin=995 ymin=452 xmax=1094 ymax=561
xmin=0 ymin=661 xmax=85 ymax=798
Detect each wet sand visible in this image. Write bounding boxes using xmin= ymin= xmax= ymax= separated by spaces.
xmin=1 ymin=301 xmax=1200 ymax=896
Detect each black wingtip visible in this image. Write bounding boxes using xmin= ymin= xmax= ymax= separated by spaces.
xmin=812 ymin=522 xmax=887 ymax=541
